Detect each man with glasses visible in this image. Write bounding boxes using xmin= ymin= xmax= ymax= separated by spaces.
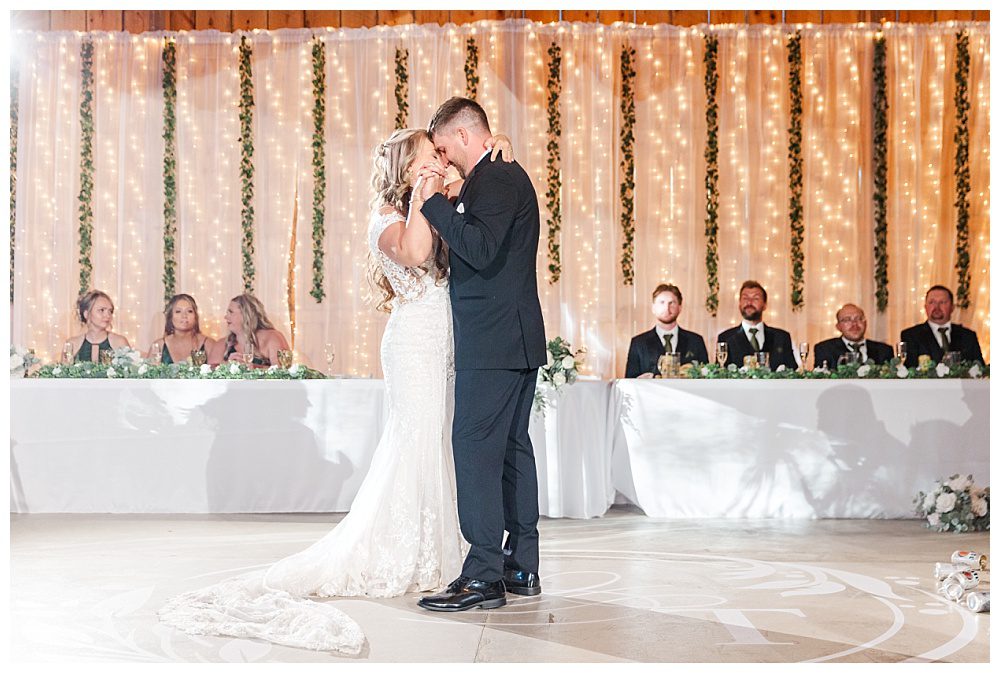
xmin=813 ymin=304 xmax=893 ymax=369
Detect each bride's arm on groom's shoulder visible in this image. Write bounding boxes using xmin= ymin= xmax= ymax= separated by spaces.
xmin=485 ymin=134 xmax=514 ymax=163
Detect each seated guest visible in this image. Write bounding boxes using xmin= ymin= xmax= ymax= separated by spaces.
xmin=717 ymin=280 xmax=797 ymax=370
xmin=206 ymin=293 xmax=289 ymax=367
xmin=900 ymin=285 xmax=984 ymax=367
xmin=813 ymin=303 xmax=893 ymax=368
xmin=64 ymin=290 xmax=131 ymax=362
xmin=625 ymin=283 xmax=708 ymax=378
xmin=147 ymin=293 xmax=215 ymax=364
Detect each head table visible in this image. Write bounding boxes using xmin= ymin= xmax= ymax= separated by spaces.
xmin=10 ymin=378 xmax=987 ymax=518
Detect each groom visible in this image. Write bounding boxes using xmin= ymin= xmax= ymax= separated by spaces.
xmin=416 ymin=97 xmax=546 ymax=611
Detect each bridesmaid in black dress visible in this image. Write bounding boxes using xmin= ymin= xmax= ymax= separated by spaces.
xmin=146 ymin=293 xmax=215 ymax=364
xmin=63 ymin=290 xmax=131 ymax=363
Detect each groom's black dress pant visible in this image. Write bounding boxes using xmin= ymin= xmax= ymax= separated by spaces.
xmin=453 ymin=367 xmax=540 ymax=582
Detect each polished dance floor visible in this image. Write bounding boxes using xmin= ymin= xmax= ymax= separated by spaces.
xmin=10 ymin=506 xmax=989 ymax=663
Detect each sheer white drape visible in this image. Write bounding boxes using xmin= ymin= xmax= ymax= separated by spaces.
xmin=11 ymin=21 xmax=990 ymax=374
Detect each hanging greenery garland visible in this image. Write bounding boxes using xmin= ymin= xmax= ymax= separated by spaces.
xmin=394 ymin=47 xmax=408 ymax=130
xmin=703 ymin=34 xmax=720 ymax=315
xmin=465 ymin=37 xmax=480 ymax=100
xmin=619 ymin=43 xmax=637 ymax=286
xmin=872 ymin=32 xmax=889 ymax=313
xmin=77 ymin=38 xmax=95 ymax=297
xmin=310 ymin=37 xmax=327 ymax=303
xmin=10 ymin=55 xmax=18 ymax=302
xmin=161 ymin=38 xmax=178 ymax=304
xmin=787 ymin=31 xmax=805 ymax=311
xmin=545 ymin=41 xmax=563 ymax=283
xmin=238 ymin=36 xmax=256 ymax=293
xmin=953 ymin=29 xmax=971 ymax=309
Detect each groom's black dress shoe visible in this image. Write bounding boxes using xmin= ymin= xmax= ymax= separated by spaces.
xmin=418 ymin=576 xmax=507 ymax=612
xmin=503 ymin=568 xmax=542 ymax=596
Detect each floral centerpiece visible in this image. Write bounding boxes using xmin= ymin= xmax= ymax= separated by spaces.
xmin=914 ymin=474 xmax=990 ymax=533
xmin=10 ymin=345 xmax=40 ymax=378
xmin=685 ymin=360 xmax=988 ymax=380
xmin=32 ymin=360 xmax=325 ymax=380
xmin=534 ymin=336 xmax=586 ymax=413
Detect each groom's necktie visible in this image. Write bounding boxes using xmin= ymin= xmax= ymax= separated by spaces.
xmin=749 ymin=328 xmax=761 ymax=352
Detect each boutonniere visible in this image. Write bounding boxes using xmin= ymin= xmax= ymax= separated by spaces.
xmin=456 ymin=203 xmax=465 ymax=214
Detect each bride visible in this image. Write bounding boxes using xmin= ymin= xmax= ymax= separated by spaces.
xmin=158 ymin=129 xmax=511 ymax=655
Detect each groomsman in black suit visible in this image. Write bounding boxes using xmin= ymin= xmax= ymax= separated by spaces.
xmin=625 ymin=283 xmax=708 ymax=378
xmin=900 ymin=285 xmax=984 ymax=367
xmin=813 ymin=303 xmax=894 ymax=368
xmin=717 ymin=280 xmax=797 ymax=370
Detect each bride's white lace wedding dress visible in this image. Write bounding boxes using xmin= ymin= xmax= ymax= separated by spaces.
xmin=158 ymin=208 xmax=468 ymax=654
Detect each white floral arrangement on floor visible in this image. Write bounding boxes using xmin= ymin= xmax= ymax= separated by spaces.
xmin=10 ymin=345 xmax=40 ymax=377
xmin=914 ymin=474 xmax=990 ymax=533
xmin=534 ymin=336 xmax=586 ymax=413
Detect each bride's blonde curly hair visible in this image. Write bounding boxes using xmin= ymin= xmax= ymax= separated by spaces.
xmin=366 ymin=128 xmax=448 ymax=313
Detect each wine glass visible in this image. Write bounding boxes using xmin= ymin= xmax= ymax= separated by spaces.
xmin=755 ymin=351 xmax=770 ymax=370
xmin=62 ymin=341 xmax=75 ymax=364
xmin=277 ymin=349 xmax=293 ymax=369
xmin=324 ymin=344 xmax=336 ymax=375
xmin=190 ymin=349 xmax=207 ymax=367
xmin=149 ymin=342 xmax=162 ymax=364
xmin=242 ymin=342 xmax=255 ymax=367
xmin=99 ymin=350 xmax=113 ymax=366
xmin=797 ymin=342 xmax=809 ymax=371
xmin=896 ymin=341 xmax=908 ymax=365
xmin=715 ymin=342 xmax=728 ymax=367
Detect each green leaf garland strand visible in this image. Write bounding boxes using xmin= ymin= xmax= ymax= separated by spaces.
xmin=703 ymin=34 xmax=720 ymax=315
xmin=872 ymin=32 xmax=889 ymax=313
xmin=10 ymin=55 xmax=18 ymax=301
xmin=161 ymin=38 xmax=178 ymax=303
xmin=238 ymin=36 xmax=256 ymax=292
xmin=77 ymin=39 xmax=95 ymax=297
xmin=787 ymin=31 xmax=805 ymax=311
xmin=394 ymin=47 xmax=409 ymax=130
xmin=619 ymin=44 xmax=637 ymax=286
xmin=310 ymin=37 xmax=327 ymax=302
xmin=953 ymin=30 xmax=971 ymax=309
xmin=465 ymin=37 xmax=479 ymax=100
xmin=545 ymin=41 xmax=563 ymax=283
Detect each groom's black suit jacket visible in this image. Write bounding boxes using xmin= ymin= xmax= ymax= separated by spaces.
xmin=900 ymin=321 xmax=984 ymax=367
xmin=717 ymin=323 xmax=798 ymax=370
xmin=422 ymin=155 xmax=546 ymax=371
xmin=624 ymin=327 xmax=709 ymax=378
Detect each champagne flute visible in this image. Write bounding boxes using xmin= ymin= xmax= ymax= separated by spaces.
xmin=325 ymin=344 xmax=336 ymax=375
xmin=149 ymin=342 xmax=162 ymax=364
xmin=716 ymin=342 xmax=728 ymax=367
xmin=63 ymin=341 xmax=75 ymax=364
xmin=896 ymin=341 xmax=908 ymax=366
xmin=797 ymin=342 xmax=809 ymax=371
xmin=242 ymin=342 xmax=255 ymax=367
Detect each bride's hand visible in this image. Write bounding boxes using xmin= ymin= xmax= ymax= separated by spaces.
xmin=486 ymin=134 xmax=514 ymax=163
xmin=415 ymin=161 xmax=446 ymax=201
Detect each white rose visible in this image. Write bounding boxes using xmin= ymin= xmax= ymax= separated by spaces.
xmin=52 ymin=366 xmax=62 ymax=376
xmin=268 ymin=365 xmax=278 ymax=372
xmin=776 ymin=364 xmax=786 ymax=372
xmin=935 ymin=492 xmax=957 ymax=513
xmin=947 ymin=475 xmax=971 ymax=492
xmin=106 ymin=367 xmax=117 ymax=378
xmin=199 ymin=363 xmax=212 ymax=375
xmin=701 ymin=367 xmax=710 ymax=377
xmin=552 ymin=371 xmax=566 ymax=386
xmin=229 ymin=363 xmax=241 ymax=374
xmin=561 ymin=355 xmax=576 ymax=369
xmin=857 ymin=364 xmax=871 ymax=377
xmin=10 ymin=353 xmax=24 ymax=370
xmin=289 ymin=363 xmax=301 ymax=376
xmin=128 ymin=351 xmax=142 ymax=364
xmin=738 ymin=366 xmax=749 ymax=374
xmin=138 ymin=364 xmax=148 ymax=376
xmin=546 ymin=350 xmax=554 ymax=366
xmin=896 ymin=364 xmax=909 ymax=378
xmin=971 ymin=496 xmax=988 ymax=517
xmin=935 ymin=362 xmax=949 ymax=378
xmin=73 ymin=362 xmax=82 ymax=367
xmin=969 ymin=364 xmax=982 ymax=379
xmin=923 ymin=492 xmax=937 ymax=511
xmin=928 ymin=512 xmax=941 ymax=527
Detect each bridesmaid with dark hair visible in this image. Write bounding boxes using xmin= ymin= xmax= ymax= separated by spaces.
xmin=147 ymin=294 xmax=216 ymax=364
xmin=63 ymin=290 xmax=131 ymax=362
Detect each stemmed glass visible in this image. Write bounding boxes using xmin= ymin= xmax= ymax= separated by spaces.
xmin=715 ymin=342 xmax=728 ymax=367
xmin=325 ymin=344 xmax=336 ymax=375
xmin=62 ymin=341 xmax=75 ymax=364
xmin=242 ymin=342 xmax=255 ymax=367
xmin=797 ymin=342 xmax=809 ymax=371
xmin=277 ymin=349 xmax=293 ymax=369
xmin=896 ymin=341 xmax=908 ymax=366
xmin=149 ymin=342 xmax=162 ymax=364
xmin=190 ymin=349 xmax=207 ymax=367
